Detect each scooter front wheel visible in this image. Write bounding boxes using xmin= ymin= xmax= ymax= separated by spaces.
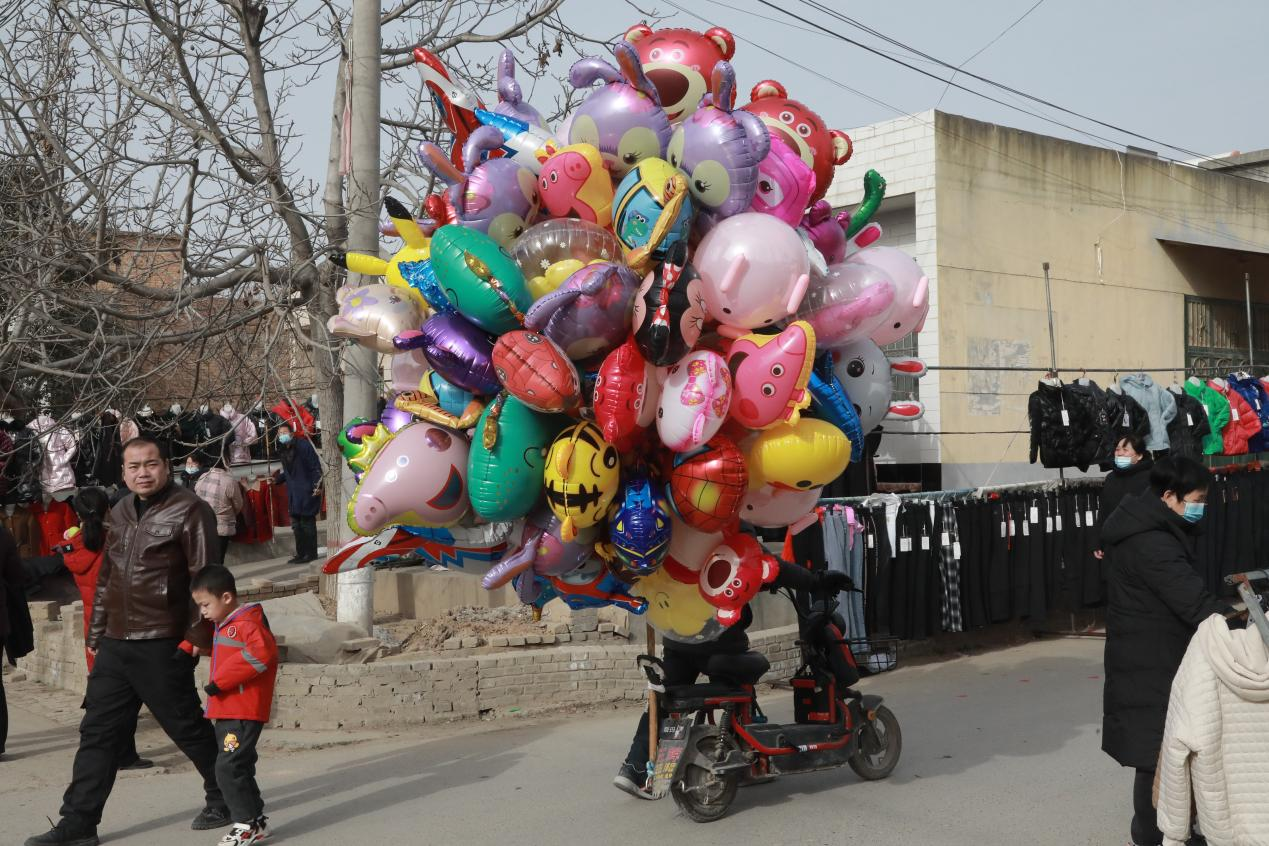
xmin=671 ymin=728 xmax=740 ymax=822
xmin=848 ymin=704 xmax=902 ymax=780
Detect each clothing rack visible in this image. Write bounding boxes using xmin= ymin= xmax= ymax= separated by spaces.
xmin=1225 ymin=571 xmax=1269 ymax=646
xmin=818 ymin=477 xmax=1103 ymax=508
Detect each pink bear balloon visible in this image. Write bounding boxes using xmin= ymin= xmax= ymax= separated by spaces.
xmin=847 ymin=246 xmax=929 ymax=346
xmin=693 ymin=212 xmax=811 ymax=336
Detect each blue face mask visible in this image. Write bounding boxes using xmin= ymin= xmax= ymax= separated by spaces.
xmin=1182 ymin=501 xmax=1206 ymax=523
xmin=1113 ymin=456 xmax=1133 ymax=470
xmin=278 ymin=433 xmax=292 ymax=445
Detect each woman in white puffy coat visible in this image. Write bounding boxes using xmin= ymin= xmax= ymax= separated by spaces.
xmin=1157 ymin=613 xmax=1269 ymax=846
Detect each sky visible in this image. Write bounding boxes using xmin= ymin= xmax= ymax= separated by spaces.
xmin=286 ymin=0 xmax=1269 ymax=191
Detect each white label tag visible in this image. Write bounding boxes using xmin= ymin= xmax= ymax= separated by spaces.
xmin=1060 ymin=408 xmax=1070 ymax=426
xmin=921 ymin=535 xmax=930 ymax=551
xmin=1022 ymin=520 xmax=1031 ymax=537
xmin=1076 ymin=511 xmax=1083 ymax=528
xmin=1045 ymin=516 xmax=1053 ymax=533
xmin=1187 ymin=412 xmax=1194 ymax=426
xmin=1085 ymin=510 xmax=1095 ymax=525
xmin=1056 ymin=515 xmax=1063 ymax=531
xmin=1001 ymin=521 xmax=1007 ymax=538
xmin=1233 ymin=406 xmax=1241 ymax=421
xmin=953 ymin=541 xmax=962 ymax=559
xmin=940 ymin=532 xmax=950 ymax=547
xmin=867 ymin=533 xmax=875 ymax=549
xmin=1030 ymin=506 xmax=1039 ymax=524
xmin=900 ymin=537 xmax=912 ymax=553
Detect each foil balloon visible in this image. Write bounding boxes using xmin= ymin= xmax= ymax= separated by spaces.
xmin=494 ymin=48 xmax=545 ymax=127
xmin=415 ymin=126 xmax=540 ymax=248
xmin=395 ymin=258 xmax=456 ymax=317
xmin=693 ymin=212 xmax=811 ymax=334
xmin=800 ymin=200 xmax=851 ymax=267
xmin=739 ymin=483 xmax=822 ymax=528
xmin=390 ymin=349 xmax=431 ymax=393
xmin=481 ymin=508 xmax=599 ymax=589
xmin=832 ymin=341 xmax=928 ymax=431
xmin=323 ymin=522 xmax=515 ymax=576
xmin=665 ymin=61 xmax=770 ymax=233
xmin=543 ymin=421 xmax=621 ymax=541
xmin=428 ymin=225 xmax=532 ymax=334
xmin=339 ymin=418 xmax=383 ymax=474
xmin=796 ymin=261 xmax=896 ymax=351
xmin=631 ymin=555 xmax=722 ymax=642
xmin=327 ymin=284 xmax=425 ymax=355
xmin=623 ymin=24 xmax=736 ymax=123
xmin=510 ymin=218 xmax=622 ymax=299
xmin=472 ymin=108 xmax=562 ymax=174
xmin=379 ymin=395 xmax=414 ymax=434
xmin=468 ymin=394 xmax=567 ymax=521
xmin=751 ymin=140 xmax=816 ymax=226
xmin=536 ymin=143 xmax=614 ymax=228
xmin=699 ymin=533 xmax=778 ymax=626
xmin=524 ymin=261 xmax=641 ymax=363
xmin=348 ymin=422 xmax=470 ymax=535
xmin=726 ymin=320 xmax=816 ymax=429
xmin=847 ymin=246 xmax=930 ymax=346
xmin=393 ymin=369 xmax=485 ymax=430
xmin=806 ymin=353 xmax=864 ymax=462
xmin=329 ymin=196 xmax=434 ymax=293
xmin=745 ymin=417 xmax=850 ymax=492
xmin=492 ymin=330 xmax=582 ymax=413
xmin=406 ymin=313 xmax=499 ymax=396
xmin=667 ymin=435 xmax=748 ymax=532
xmin=607 ymin=474 xmax=671 ymax=577
xmin=593 ymin=337 xmax=662 ymax=452
xmin=667 ymin=513 xmax=723 ymax=571
xmin=612 ymin=157 xmax=693 ymax=273
xmin=656 ymin=349 xmax=732 ymax=452
xmin=567 ymin=42 xmax=672 ymax=180
xmin=543 ymin=558 xmax=647 ymax=613
xmin=631 ymin=240 xmax=707 ymax=366
xmin=742 ymin=79 xmax=853 ymax=205
xmin=413 ymin=46 xmax=485 ymax=169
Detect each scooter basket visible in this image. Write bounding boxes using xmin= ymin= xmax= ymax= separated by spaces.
xmin=846 ymin=636 xmax=900 ymax=675
xmin=791 ymin=669 xmax=837 ymax=724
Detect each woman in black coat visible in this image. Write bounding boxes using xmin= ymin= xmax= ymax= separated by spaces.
xmin=1093 ymin=433 xmax=1153 ymax=559
xmin=1100 ymin=457 xmax=1228 ymax=846
xmin=274 ymin=422 xmax=324 ymax=565
xmin=1 ymin=523 xmax=33 ymax=758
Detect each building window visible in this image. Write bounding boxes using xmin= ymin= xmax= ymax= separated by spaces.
xmin=1184 ymin=295 xmax=1269 ymax=375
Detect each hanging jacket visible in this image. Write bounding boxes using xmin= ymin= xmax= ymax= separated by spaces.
xmin=1065 ymin=380 xmax=1114 ymax=469
xmin=1028 ymin=381 xmax=1092 ymax=470
xmin=1208 ymin=380 xmax=1260 ymax=456
xmin=206 ymin=603 xmax=279 ymax=722
xmin=1119 ymin=373 xmax=1177 ymax=452
xmin=1166 ymin=388 xmax=1211 ymax=460
xmin=220 ymin=405 xmax=257 ymax=466
xmin=1100 ymin=492 xmax=1229 ymax=769
xmin=1102 ymin=388 xmax=1151 ymax=469
xmin=27 ymin=414 xmax=78 ymax=493
xmin=1157 ymin=614 xmax=1269 ymax=846
xmin=1228 ymin=375 xmax=1269 ymax=452
xmin=1183 ymin=380 xmax=1230 ymax=456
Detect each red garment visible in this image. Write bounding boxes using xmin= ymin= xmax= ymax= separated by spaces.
xmin=233 ymin=482 xmax=274 ymax=543
xmin=1209 ymin=380 xmax=1262 ymax=455
xmin=270 ymin=481 xmax=291 ymax=528
xmin=30 ymin=499 xmax=74 ymax=556
xmin=271 ymin=400 xmax=315 ymax=439
xmin=61 ymin=529 xmax=103 ymax=671
xmin=206 ymin=603 xmax=278 ymax=722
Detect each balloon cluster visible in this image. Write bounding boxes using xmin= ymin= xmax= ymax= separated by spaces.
xmin=324 ymin=29 xmax=930 ymax=645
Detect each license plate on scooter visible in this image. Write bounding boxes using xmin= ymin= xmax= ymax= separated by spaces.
xmin=650 ymin=716 xmax=696 ymax=799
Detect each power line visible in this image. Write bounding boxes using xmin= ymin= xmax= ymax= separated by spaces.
xmin=934 ymin=0 xmax=1047 ymax=109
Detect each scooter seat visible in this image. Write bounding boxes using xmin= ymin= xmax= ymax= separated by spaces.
xmin=663 ymin=682 xmax=753 ymax=712
xmin=705 ymin=650 xmax=770 ymax=686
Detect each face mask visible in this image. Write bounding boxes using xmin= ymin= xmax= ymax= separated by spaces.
xmin=184 ymin=465 xmax=200 ymax=475
xmin=278 ymin=434 xmax=293 ymax=445
xmin=1182 ymin=502 xmax=1205 ymax=523
xmin=1113 ymin=456 xmax=1133 ymax=470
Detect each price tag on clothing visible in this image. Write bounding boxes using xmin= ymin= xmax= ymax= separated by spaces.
xmin=1030 ymin=506 xmax=1039 ymax=523
xmin=1076 ymin=510 xmax=1083 ymax=527
xmin=1056 ymin=514 xmax=1063 ymax=531
xmin=940 ymin=532 xmax=950 ymax=547
xmin=1045 ymin=516 xmax=1053 ymax=533
xmin=900 ymin=537 xmax=912 ymax=553
xmin=921 ymin=535 xmax=930 ymax=551
xmin=867 ymin=533 xmax=875 ymax=549
xmin=1122 ymin=411 xmax=1130 ymax=426
xmin=1187 ymin=413 xmax=1194 ymax=426
xmin=1233 ymin=406 xmax=1241 ymax=421
xmin=953 ymin=541 xmax=962 ymax=559
xmin=1086 ymin=509 xmax=1095 ymax=525
xmin=1022 ymin=520 xmax=1031 ymax=537
xmin=1001 ymin=521 xmax=1007 ymax=538
xmin=1060 ymin=408 xmax=1070 ymax=426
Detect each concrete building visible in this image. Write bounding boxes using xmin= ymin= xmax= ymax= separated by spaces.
xmin=826 ymin=110 xmax=1269 ymax=489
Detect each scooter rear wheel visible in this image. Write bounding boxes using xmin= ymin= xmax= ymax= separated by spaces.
xmin=848 ymin=704 xmax=902 ymax=780
xmin=671 ymin=728 xmax=740 ymax=822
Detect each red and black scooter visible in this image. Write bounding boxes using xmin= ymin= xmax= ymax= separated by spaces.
xmin=637 ymin=584 xmax=902 ymax=822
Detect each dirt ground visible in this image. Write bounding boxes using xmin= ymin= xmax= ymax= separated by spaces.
xmin=377 ymin=605 xmax=548 ymax=653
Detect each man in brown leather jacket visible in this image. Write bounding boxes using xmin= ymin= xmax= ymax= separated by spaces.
xmin=28 ymin=437 xmax=230 ymax=846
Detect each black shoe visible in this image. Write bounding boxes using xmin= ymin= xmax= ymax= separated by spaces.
xmin=190 ymin=806 xmax=231 ymax=830
xmin=24 ymin=818 xmax=99 ymax=846
xmin=286 ymin=555 xmax=305 ymax=565
xmin=119 ymin=757 xmax=154 ymax=771
xmin=612 ymin=763 xmax=654 ymax=800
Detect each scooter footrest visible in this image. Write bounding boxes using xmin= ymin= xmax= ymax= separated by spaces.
xmin=747 ymin=723 xmax=845 ymax=750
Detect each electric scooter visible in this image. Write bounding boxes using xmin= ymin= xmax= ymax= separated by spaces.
xmin=637 ymin=584 xmax=902 ymax=822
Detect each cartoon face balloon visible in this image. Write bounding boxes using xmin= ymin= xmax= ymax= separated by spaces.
xmin=608 ymin=474 xmax=671 ymax=577
xmin=593 ymin=337 xmax=662 ymax=452
xmin=348 ymin=423 xmax=470 ymax=535
xmin=668 ymin=435 xmax=748 ymax=533
xmin=726 ymin=320 xmax=816 ymax=429
xmin=410 ymin=313 xmax=500 ymax=396
xmin=524 ymin=261 xmax=641 ymax=363
xmin=568 ymin=42 xmax=672 ymax=180
xmin=699 ymin=533 xmax=777 ymax=626
xmin=739 ymin=484 xmax=822 ymax=528
xmin=751 ymin=140 xmax=816 ymax=226
xmin=797 ymin=261 xmax=896 ymax=351
xmin=665 ymin=61 xmax=770 ymax=232
xmin=623 ymin=24 xmax=736 ymax=123
xmin=327 ymin=284 xmax=425 ymax=355
xmin=743 ymin=80 xmax=853 ymax=205
xmin=846 ymin=246 xmax=930 ymax=346
xmin=693 ymin=212 xmax=811 ymax=332
xmin=612 ymin=158 xmax=694 ymax=270
xmin=536 ymin=143 xmax=614 ymax=229
xmin=428 ymin=225 xmax=532 ymax=334
xmin=832 ymin=340 xmax=927 ymax=431
xmin=657 ymin=350 xmax=732 ymax=452
xmin=744 ymin=417 xmax=850 ymax=492
xmin=492 ymin=330 xmax=582 ymax=413
xmin=543 ymin=422 xmax=621 ymax=541
xmin=467 ymin=395 xmax=567 ymax=521
xmin=632 ymin=556 xmax=724 ymax=642
xmin=510 ymin=218 xmax=622 ymax=295
xmin=631 ymin=240 xmax=707 ymax=366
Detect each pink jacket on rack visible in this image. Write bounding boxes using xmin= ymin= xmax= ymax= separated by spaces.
xmin=1208 ymin=380 xmax=1261 ymax=455
xmin=220 ymin=405 xmax=257 ymax=465
xmin=27 ymin=414 xmax=77 ymax=492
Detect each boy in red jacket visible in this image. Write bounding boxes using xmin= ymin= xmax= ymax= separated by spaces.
xmin=191 ymin=566 xmax=278 ymax=846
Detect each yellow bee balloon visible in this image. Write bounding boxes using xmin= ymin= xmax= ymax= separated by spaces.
xmin=543 ymin=421 xmax=620 ymax=542
xmin=329 ymin=196 xmax=431 ymax=307
xmin=744 ymin=417 xmax=851 ymax=491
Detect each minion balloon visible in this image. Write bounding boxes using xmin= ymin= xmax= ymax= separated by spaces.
xmin=543 ymin=422 xmax=620 ymax=542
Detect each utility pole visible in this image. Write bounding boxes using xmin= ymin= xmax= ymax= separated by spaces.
xmin=335 ymin=0 xmax=381 ymax=636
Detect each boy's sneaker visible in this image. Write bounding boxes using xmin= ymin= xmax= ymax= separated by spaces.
xmin=23 ymin=817 xmax=99 ymax=846
xmin=218 ymin=818 xmax=267 ymax=845
xmin=191 ymin=806 xmax=231 ymax=830
xmin=612 ymin=763 xmax=654 ymax=799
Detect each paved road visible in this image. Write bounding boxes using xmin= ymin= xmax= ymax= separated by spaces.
xmin=2 ymin=636 xmax=1132 ymax=845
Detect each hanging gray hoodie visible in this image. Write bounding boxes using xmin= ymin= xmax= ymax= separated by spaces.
xmin=1120 ymin=373 xmax=1177 ymax=451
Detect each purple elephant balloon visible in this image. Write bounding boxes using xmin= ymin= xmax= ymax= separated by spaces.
xmin=416 ymin=126 xmax=540 ymax=248
xmin=481 ymin=507 xmax=599 ymax=591
xmin=666 ymin=61 xmax=770 ymax=234
xmin=567 ymin=42 xmax=671 ymax=181
xmin=493 ymin=49 xmax=545 ymax=127
xmin=524 ymin=261 xmax=641 ymax=364
xmin=404 ymin=313 xmax=500 ymax=396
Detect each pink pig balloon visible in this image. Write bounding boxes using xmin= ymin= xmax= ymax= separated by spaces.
xmin=796 ymin=261 xmax=896 ymax=350
xmin=692 ymin=212 xmax=811 ymax=336
xmin=656 ymin=349 xmax=732 ymax=452
xmin=847 ymin=245 xmax=929 ymax=346
xmin=348 ymin=423 xmax=471 ymax=535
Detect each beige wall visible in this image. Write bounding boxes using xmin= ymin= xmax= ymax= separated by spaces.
xmin=933 ymin=112 xmax=1269 ymax=486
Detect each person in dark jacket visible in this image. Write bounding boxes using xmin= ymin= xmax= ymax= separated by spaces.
xmin=1100 ymin=456 xmax=1229 ymax=846
xmin=1093 ymin=433 xmax=1153 ymax=559
xmin=1 ymin=522 xmax=33 ymax=760
xmin=273 ymin=423 xmax=323 ymax=565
